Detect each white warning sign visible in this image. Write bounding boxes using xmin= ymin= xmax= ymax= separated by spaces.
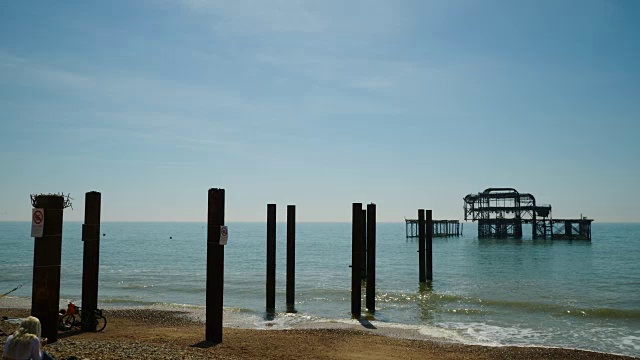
xmin=220 ymin=226 xmax=228 ymax=245
xmin=31 ymin=208 xmax=44 ymax=237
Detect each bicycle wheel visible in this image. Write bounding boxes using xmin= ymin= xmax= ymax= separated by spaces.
xmin=61 ymin=314 xmax=76 ymax=330
xmin=94 ymin=314 xmax=107 ymax=332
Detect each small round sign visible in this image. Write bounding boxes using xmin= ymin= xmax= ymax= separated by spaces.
xmin=33 ymin=210 xmax=44 ymax=225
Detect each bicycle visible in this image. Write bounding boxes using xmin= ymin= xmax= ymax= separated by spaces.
xmin=61 ymin=301 xmax=107 ymax=332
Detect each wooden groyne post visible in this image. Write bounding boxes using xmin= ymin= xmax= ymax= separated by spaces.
xmin=418 ymin=209 xmax=426 ymax=283
xmin=206 ymin=188 xmax=225 ymax=344
xmin=81 ymin=191 xmax=101 ymax=331
xmin=266 ymin=204 xmax=276 ymax=313
xmin=426 ymin=210 xmax=433 ymax=281
xmin=30 ymin=194 xmax=65 ymax=342
xmin=360 ymin=209 xmax=367 ymax=279
xmin=366 ymin=203 xmax=376 ymax=313
xmin=351 ymin=203 xmax=363 ymax=318
xmin=286 ymin=205 xmax=296 ymax=312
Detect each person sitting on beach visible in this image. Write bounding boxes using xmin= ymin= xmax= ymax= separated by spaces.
xmin=2 ymin=316 xmax=54 ymax=360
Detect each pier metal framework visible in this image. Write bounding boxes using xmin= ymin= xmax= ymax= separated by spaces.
xmin=405 ymin=219 xmax=462 ymax=238
xmin=463 ymin=187 xmax=592 ymax=240
xmin=550 ymin=219 xmax=593 ymax=240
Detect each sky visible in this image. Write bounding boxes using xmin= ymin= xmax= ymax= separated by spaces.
xmin=1 ymin=0 xmax=639 ymax=222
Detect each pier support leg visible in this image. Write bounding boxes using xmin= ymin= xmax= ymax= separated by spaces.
xmin=426 ymin=210 xmax=433 ymax=282
xmin=266 ymin=204 xmax=276 ymax=312
xmin=418 ymin=209 xmax=426 ymax=283
xmin=351 ymin=203 xmax=363 ymax=318
xmin=206 ymin=188 xmax=225 ymax=344
xmin=366 ymin=203 xmax=376 ymax=313
xmin=361 ymin=209 xmax=367 ymax=280
xmin=81 ymin=191 xmax=101 ymax=331
xmin=286 ymin=205 xmax=296 ymax=312
xmin=31 ymin=195 xmax=64 ymax=342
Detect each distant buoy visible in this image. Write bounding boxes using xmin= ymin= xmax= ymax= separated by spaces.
xmin=170 ymin=236 xmax=172 ymax=239
xmin=102 ymin=233 xmax=105 ymax=236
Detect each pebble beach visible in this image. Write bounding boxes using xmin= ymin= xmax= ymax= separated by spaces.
xmin=1 ymin=308 xmax=637 ymax=360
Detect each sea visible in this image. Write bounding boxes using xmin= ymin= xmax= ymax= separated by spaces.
xmin=1 ymin=221 xmax=639 ymax=357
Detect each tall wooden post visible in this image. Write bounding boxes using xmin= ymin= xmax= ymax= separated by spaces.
xmin=286 ymin=205 xmax=296 ymax=312
xmin=366 ymin=203 xmax=376 ymax=313
xmin=266 ymin=204 xmax=276 ymax=312
xmin=351 ymin=203 xmax=363 ymax=318
xmin=360 ymin=209 xmax=367 ymax=279
xmin=418 ymin=209 xmax=426 ymax=283
xmin=81 ymin=191 xmax=101 ymax=331
xmin=31 ymin=195 xmax=64 ymax=342
xmin=206 ymin=188 xmax=225 ymax=344
xmin=426 ymin=210 xmax=433 ymax=281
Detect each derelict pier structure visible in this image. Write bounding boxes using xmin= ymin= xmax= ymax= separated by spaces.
xmin=463 ymin=188 xmax=593 ymax=240
xmin=405 ymin=219 xmax=462 ymax=238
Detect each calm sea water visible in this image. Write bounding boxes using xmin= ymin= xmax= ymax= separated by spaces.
xmin=1 ymin=221 xmax=639 ymax=356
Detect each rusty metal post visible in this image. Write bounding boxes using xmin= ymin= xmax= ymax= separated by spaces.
xmin=206 ymin=188 xmax=225 ymax=344
xmin=81 ymin=191 xmax=101 ymax=331
xmin=286 ymin=205 xmax=296 ymax=312
xmin=426 ymin=210 xmax=433 ymax=281
xmin=31 ymin=195 xmax=64 ymax=342
xmin=351 ymin=203 xmax=363 ymax=318
xmin=366 ymin=203 xmax=376 ymax=313
xmin=418 ymin=209 xmax=426 ymax=283
xmin=266 ymin=204 xmax=276 ymax=312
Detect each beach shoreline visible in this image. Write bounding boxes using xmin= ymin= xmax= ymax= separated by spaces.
xmin=1 ymin=307 xmax=637 ymax=360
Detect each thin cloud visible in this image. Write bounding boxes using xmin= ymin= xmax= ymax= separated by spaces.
xmin=171 ymin=0 xmax=417 ymax=37
xmin=0 ymin=51 xmax=91 ymax=89
xmin=177 ymin=0 xmax=327 ymax=33
xmin=0 ymin=51 xmax=260 ymax=117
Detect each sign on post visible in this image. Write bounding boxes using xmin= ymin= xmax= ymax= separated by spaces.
xmin=219 ymin=226 xmax=228 ymax=245
xmin=31 ymin=208 xmax=45 ymax=237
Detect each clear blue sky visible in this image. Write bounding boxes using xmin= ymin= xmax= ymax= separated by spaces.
xmin=1 ymin=1 xmax=639 ymax=222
